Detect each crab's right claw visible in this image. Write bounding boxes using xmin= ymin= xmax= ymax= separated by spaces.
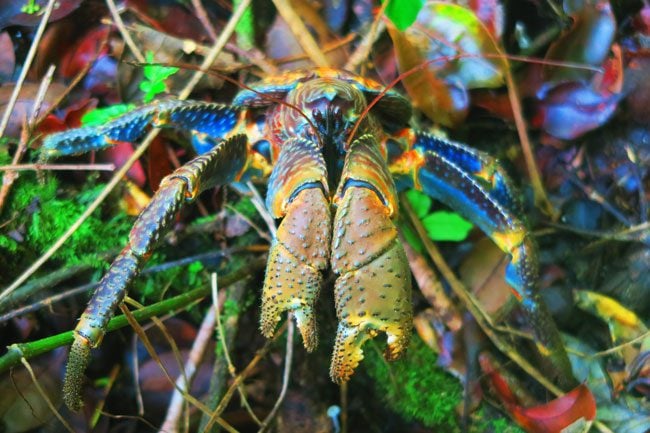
xmin=260 ymin=137 xmax=331 ymax=351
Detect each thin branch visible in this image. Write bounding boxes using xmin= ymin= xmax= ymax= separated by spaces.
xmin=0 ymin=65 xmax=55 ymax=210
xmin=211 ymin=273 xmax=262 ymax=425
xmin=0 ymin=257 xmax=266 ymax=373
xmin=159 ymin=294 xmax=220 ymax=432
xmin=201 ymin=324 xmax=287 ymax=433
xmin=344 ymin=1 xmax=388 ymax=71
xmin=271 ymin=0 xmax=329 ymax=67
xmin=105 ymin=0 xmax=145 ymax=63
xmin=20 ymin=358 xmax=76 ymax=433
xmin=258 ymin=314 xmax=294 ymax=433
xmin=0 ymin=0 xmax=56 ymax=138
xmin=246 ymin=181 xmax=277 ymax=238
xmin=0 ymin=163 xmax=115 ymax=172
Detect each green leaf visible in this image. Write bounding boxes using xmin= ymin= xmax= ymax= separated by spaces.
xmin=143 ymin=51 xmax=179 ymax=82
xmin=405 ymin=189 xmax=432 ymax=219
xmin=421 ymin=211 xmax=473 ymax=242
xmin=81 ymin=104 xmax=135 ymax=126
xmin=383 ymin=0 xmax=425 ymax=31
xmin=140 ymin=51 xmax=179 ymax=102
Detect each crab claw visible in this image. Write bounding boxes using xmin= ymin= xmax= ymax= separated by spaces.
xmin=260 ymin=188 xmax=331 ymax=351
xmin=330 ymin=186 xmax=412 ymax=382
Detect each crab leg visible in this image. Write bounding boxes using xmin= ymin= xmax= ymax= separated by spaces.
xmin=330 ymin=134 xmax=412 ymax=383
xmin=63 ymin=134 xmax=248 ymax=410
xmin=390 ymin=131 xmax=577 ymax=389
xmin=42 ymin=100 xmax=240 ymax=157
xmin=260 ymin=137 xmax=332 ymax=351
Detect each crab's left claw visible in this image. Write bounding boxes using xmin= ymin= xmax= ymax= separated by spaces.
xmin=330 ymin=135 xmax=412 ymax=383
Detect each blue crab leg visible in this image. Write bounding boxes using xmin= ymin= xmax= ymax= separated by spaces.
xmin=41 ymin=100 xmax=240 ymax=157
xmin=390 ymin=131 xmax=576 ymax=389
xmin=330 ymin=134 xmax=412 ymax=383
xmin=63 ymin=134 xmax=248 ymax=410
xmin=260 ymin=137 xmax=331 ymax=351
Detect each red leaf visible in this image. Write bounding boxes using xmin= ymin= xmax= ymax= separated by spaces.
xmin=147 ymin=136 xmax=172 ymax=190
xmin=469 ymin=0 xmax=504 ymax=37
xmin=0 ymin=31 xmax=15 ymax=80
xmin=512 ymin=385 xmax=596 ymax=433
xmin=60 ymin=26 xmax=109 ymax=78
xmin=532 ymin=81 xmax=619 ymax=141
xmin=101 ymin=142 xmax=147 ymax=187
xmin=36 ymin=98 xmax=97 ymax=137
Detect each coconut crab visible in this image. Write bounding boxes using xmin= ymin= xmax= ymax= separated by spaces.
xmin=42 ymin=67 xmax=575 ymax=410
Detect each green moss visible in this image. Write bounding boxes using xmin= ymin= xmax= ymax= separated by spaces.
xmin=363 ymin=335 xmax=462 ymax=429
xmin=0 ymin=174 xmax=132 ymax=277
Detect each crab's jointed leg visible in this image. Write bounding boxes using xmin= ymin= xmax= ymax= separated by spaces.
xmin=260 ymin=137 xmax=332 ymax=351
xmin=56 ymin=133 xmax=249 ymax=410
xmin=41 ymin=100 xmax=241 ymax=157
xmin=390 ymin=131 xmax=577 ymax=389
xmin=330 ymin=134 xmax=412 ymax=383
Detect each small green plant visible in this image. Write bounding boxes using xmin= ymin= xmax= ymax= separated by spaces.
xmin=405 ymin=189 xmax=474 ymax=242
xmin=382 ymin=0 xmax=425 ymax=31
xmin=81 ymin=50 xmax=179 ymax=126
xmin=140 ymin=51 xmax=180 ymax=103
xmin=21 ymin=0 xmax=41 ymax=14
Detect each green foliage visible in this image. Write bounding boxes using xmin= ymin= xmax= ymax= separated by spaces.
xmin=140 ymin=51 xmax=180 ymax=103
xmin=422 ymin=211 xmax=474 ymax=241
xmin=21 ymin=0 xmax=40 ymax=14
xmin=383 ymin=0 xmax=425 ymax=31
xmin=80 ymin=50 xmax=178 ymax=128
xmin=405 ymin=189 xmax=474 ymax=242
xmin=81 ymin=103 xmax=136 ymax=126
xmin=234 ymin=0 xmax=254 ymax=50
xmin=0 ymin=174 xmax=131 ymax=271
xmin=364 ymin=335 xmax=462 ymax=428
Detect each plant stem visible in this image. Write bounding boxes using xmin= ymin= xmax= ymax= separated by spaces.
xmin=0 ymin=257 xmax=266 ymax=374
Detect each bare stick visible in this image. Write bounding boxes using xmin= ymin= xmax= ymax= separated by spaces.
xmin=159 ymin=294 xmax=220 ymax=432
xmin=344 ymin=1 xmax=389 ymax=71
xmin=0 ymin=65 xmax=55 ymax=210
xmin=20 ymin=358 xmax=76 ymax=433
xmin=0 ymin=0 xmax=56 ymax=138
xmin=258 ymin=315 xmax=294 ymax=433
xmin=211 ymin=273 xmax=261 ymax=425
xmin=271 ymin=0 xmax=329 ymax=67
xmin=105 ymin=0 xmax=145 ymax=63
xmin=0 ymin=163 xmax=115 ymax=171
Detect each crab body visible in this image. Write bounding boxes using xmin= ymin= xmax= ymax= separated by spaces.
xmin=42 ymin=67 xmax=576 ymax=410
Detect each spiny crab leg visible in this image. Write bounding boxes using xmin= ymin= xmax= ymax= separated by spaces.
xmin=330 ymin=134 xmax=412 ymax=382
xmin=391 ymin=131 xmax=577 ymax=389
xmin=41 ymin=100 xmax=240 ymax=157
xmin=260 ymin=137 xmax=331 ymax=351
xmin=58 ymin=134 xmax=248 ymax=410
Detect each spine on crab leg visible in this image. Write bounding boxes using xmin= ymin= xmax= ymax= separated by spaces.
xmin=63 ymin=134 xmax=249 ymax=411
xmin=260 ymin=137 xmax=332 ymax=351
xmin=391 ymin=131 xmax=577 ymax=389
xmin=330 ymin=134 xmax=412 ymax=383
xmin=41 ymin=100 xmax=240 ymax=157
